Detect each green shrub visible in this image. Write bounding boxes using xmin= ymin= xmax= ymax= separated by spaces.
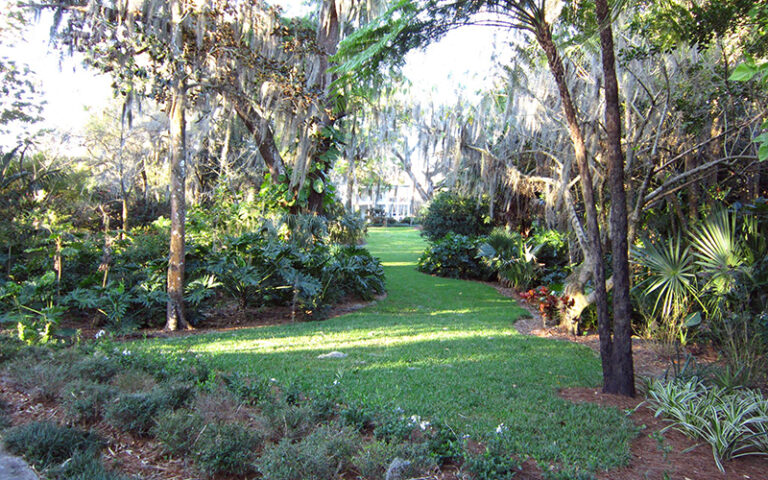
xmin=340 ymin=402 xmax=374 ymax=433
xmin=71 ymin=354 xmax=121 ymax=383
xmin=418 ymin=233 xmax=493 ymax=280
xmin=421 ymin=192 xmax=491 ymax=241
xmin=0 ymin=334 xmax=24 ymax=363
xmin=328 ymin=211 xmax=367 ymax=245
xmin=2 ymin=421 xmax=102 ymax=471
xmin=323 ymin=245 xmax=385 ymax=303
xmin=104 ymin=392 xmax=164 ymax=435
xmin=258 ymin=424 xmax=358 ymax=480
xmin=221 ymin=371 xmax=273 ymax=406
xmin=62 ymin=380 xmax=119 ymax=424
xmin=462 ymin=438 xmax=520 ymax=480
xmin=0 ymin=398 xmax=10 ymax=429
xmin=48 ymin=450 xmax=132 ymax=480
xmin=192 ymin=422 xmax=262 ymax=477
xmin=152 ymin=409 xmax=204 ymax=456
xmin=372 ymin=413 xmax=415 ymax=443
xmin=352 ymin=441 xmax=434 ymax=480
xmin=424 ymin=421 xmax=462 ymax=465
xmin=479 ymin=228 xmax=541 ymax=289
xmin=5 ymin=358 xmax=72 ymax=403
xmin=541 ymin=468 xmax=597 ymax=480
xmin=109 ymin=369 xmax=157 ymax=393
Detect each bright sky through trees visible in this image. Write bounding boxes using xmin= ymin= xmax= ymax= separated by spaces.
xmin=0 ymin=1 xmax=502 ymax=149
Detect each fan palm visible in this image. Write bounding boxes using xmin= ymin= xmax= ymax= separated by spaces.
xmin=632 ymin=235 xmax=698 ymax=320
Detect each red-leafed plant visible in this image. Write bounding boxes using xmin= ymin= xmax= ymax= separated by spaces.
xmin=519 ymin=286 xmax=575 ymax=326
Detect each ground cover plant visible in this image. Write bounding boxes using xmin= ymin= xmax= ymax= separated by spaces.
xmin=645 ymin=378 xmax=768 ymax=471
xmin=125 ymin=228 xmax=637 ymax=472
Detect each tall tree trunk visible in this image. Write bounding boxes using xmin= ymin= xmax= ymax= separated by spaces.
xmin=534 ymin=21 xmax=612 ymax=378
xmin=596 ymin=0 xmax=635 ymax=397
xmin=166 ymin=0 xmax=190 ymax=331
xmin=118 ymin=121 xmax=128 ymax=240
xmin=304 ymin=0 xmax=341 ymax=213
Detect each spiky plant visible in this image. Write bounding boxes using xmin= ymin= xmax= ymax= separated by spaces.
xmin=632 ymin=235 xmax=698 ymax=320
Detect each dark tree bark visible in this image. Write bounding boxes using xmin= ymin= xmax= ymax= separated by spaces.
xmin=596 ymin=0 xmax=635 ymax=396
xmin=534 ymin=20 xmax=613 ymax=384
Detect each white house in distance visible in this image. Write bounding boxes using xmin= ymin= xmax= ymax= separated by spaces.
xmin=337 ymin=181 xmax=423 ymax=221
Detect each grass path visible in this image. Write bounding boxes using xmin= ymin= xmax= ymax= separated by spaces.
xmin=132 ymin=228 xmax=635 ymax=470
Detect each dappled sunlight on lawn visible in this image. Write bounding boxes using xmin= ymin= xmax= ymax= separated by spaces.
xmin=131 ymin=227 xmax=635 ymax=467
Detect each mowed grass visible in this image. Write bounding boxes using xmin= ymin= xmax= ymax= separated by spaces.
xmin=129 ymin=227 xmax=635 ymax=470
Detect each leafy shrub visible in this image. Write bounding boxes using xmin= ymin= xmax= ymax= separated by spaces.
xmin=258 ymin=424 xmax=358 ymax=480
xmin=328 ymin=211 xmax=366 ymax=245
xmin=48 ymin=450 xmax=132 ymax=480
xmin=541 ymin=468 xmax=597 ymax=480
xmin=221 ymin=371 xmax=273 ymax=405
xmin=340 ymin=402 xmax=374 ymax=433
xmin=479 ymin=228 xmax=541 ymax=289
xmin=71 ymin=354 xmax=121 ymax=383
xmin=5 ymin=357 xmax=72 ymax=403
xmin=417 ymin=234 xmax=493 ymax=280
xmin=463 ymin=445 xmax=520 ymax=480
xmin=0 ymin=398 xmax=10 ymax=429
xmin=2 ymin=421 xmax=102 ymax=471
xmin=373 ymin=413 xmax=415 ymax=443
xmin=109 ymin=370 xmax=157 ymax=393
xmin=192 ymin=422 xmax=262 ymax=477
xmin=323 ymin=245 xmax=385 ymax=302
xmin=0 ymin=271 xmax=63 ymax=344
xmin=353 ymin=441 xmax=434 ymax=480
xmin=424 ymin=421 xmax=462 ymax=465
xmin=708 ymin=311 xmax=767 ymax=386
xmin=646 ymin=378 xmax=768 ymax=471
xmin=105 ymin=381 xmax=193 ymax=435
xmin=105 ymin=392 xmax=164 ymax=435
xmin=421 ymin=192 xmax=491 ymax=241
xmin=152 ymin=409 xmax=205 ymax=456
xmin=531 ymin=227 xmax=569 ymax=269
xmin=62 ymin=380 xmax=119 ymax=424
xmin=0 ymin=333 xmax=24 ymax=363
xmin=519 ymin=286 xmax=574 ymax=326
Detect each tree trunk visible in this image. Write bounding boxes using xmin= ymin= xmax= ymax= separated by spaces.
xmin=596 ymin=0 xmax=635 ymax=396
xmin=303 ymin=0 xmax=341 ymax=214
xmin=118 ymin=122 xmax=127 ymax=240
xmin=166 ymin=0 xmax=190 ymax=331
xmin=534 ymin=21 xmax=613 ymax=382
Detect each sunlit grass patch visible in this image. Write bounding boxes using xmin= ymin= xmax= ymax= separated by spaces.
xmin=130 ymin=227 xmax=636 ymax=471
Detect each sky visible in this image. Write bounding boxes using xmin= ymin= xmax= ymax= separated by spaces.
xmin=0 ymin=2 xmax=503 ymax=147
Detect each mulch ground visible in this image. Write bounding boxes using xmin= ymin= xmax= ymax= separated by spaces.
xmin=2 ymin=285 xmax=767 ymax=479
xmin=495 ymin=284 xmax=768 ymax=480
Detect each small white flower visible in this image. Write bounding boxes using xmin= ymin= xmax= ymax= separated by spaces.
xmin=122 ymin=349 xmax=131 ymax=356
xmin=333 ymin=379 xmax=339 ymax=385
xmin=269 ymin=378 xmax=277 ymax=383
xmin=94 ymin=330 xmax=106 ymax=339
xmin=496 ymin=423 xmax=507 ymax=434
xmin=419 ymin=420 xmax=430 ymax=430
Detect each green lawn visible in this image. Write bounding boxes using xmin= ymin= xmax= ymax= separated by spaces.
xmin=130 ymin=228 xmax=635 ymax=470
